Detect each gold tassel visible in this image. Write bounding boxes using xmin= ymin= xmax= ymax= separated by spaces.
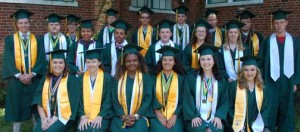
xmin=49 ymin=54 xmax=52 ymax=73
xmin=12 ymin=16 xmax=17 ymax=32
xmin=156 ymin=25 xmax=159 ymax=41
xmin=65 ymin=17 xmax=68 ymax=33
xmin=270 ymin=14 xmax=273 ymax=30
xmin=176 ymin=9 xmax=178 ymax=23
xmin=121 ymin=48 xmax=124 ymax=66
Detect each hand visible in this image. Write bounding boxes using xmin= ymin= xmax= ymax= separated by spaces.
xmin=212 ymin=117 xmax=222 ymax=129
xmin=155 ymin=110 xmax=167 ymax=127
xmin=166 ymin=115 xmax=177 ymax=129
xmin=49 ymin=116 xmax=58 ymax=126
xmin=20 ymin=73 xmax=34 ymax=85
xmin=78 ymin=116 xmax=89 ymax=131
xmin=124 ymin=115 xmax=135 ymax=127
xmin=91 ymin=116 xmax=102 ymax=129
xmin=294 ymin=85 xmax=297 ymax=92
xmin=77 ymin=71 xmax=84 ymax=76
xmin=41 ymin=117 xmax=50 ymax=131
xmin=191 ymin=117 xmax=202 ymax=128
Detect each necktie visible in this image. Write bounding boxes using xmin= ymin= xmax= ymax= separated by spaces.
xmin=23 ymin=34 xmax=28 ymax=44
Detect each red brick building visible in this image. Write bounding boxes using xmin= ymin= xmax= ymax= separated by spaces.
xmin=0 ymin=0 xmax=299 ymax=51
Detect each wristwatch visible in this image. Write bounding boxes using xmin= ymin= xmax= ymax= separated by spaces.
xmin=134 ymin=114 xmax=140 ymax=120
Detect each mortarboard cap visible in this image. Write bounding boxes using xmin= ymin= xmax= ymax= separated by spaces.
xmin=239 ymin=55 xmax=263 ymax=66
xmin=45 ymin=13 xmax=64 ymax=23
xmin=156 ymin=46 xmax=181 ymax=57
xmin=79 ymin=48 xmax=106 ymax=60
xmin=10 ymin=9 xmax=33 ymax=20
xmin=195 ymin=17 xmax=213 ymax=29
xmin=173 ymin=6 xmax=189 ymax=14
xmin=205 ymin=8 xmax=219 ymax=18
xmin=236 ymin=10 xmax=256 ymax=20
xmin=223 ymin=20 xmax=245 ymax=30
xmin=157 ymin=19 xmax=175 ymax=31
xmin=106 ymin=8 xmax=119 ymax=16
xmin=270 ymin=9 xmax=292 ymax=20
xmin=65 ymin=14 xmax=81 ymax=23
xmin=195 ymin=44 xmax=219 ymax=56
xmin=123 ymin=44 xmax=143 ymax=54
xmin=110 ymin=19 xmax=132 ymax=31
xmin=80 ymin=19 xmax=97 ymax=29
xmin=45 ymin=49 xmax=68 ymax=59
xmin=138 ymin=5 xmax=154 ymax=15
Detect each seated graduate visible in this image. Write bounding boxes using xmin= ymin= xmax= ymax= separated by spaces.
xmin=77 ymin=48 xmax=113 ymax=132
xmin=32 ymin=49 xmax=79 ymax=132
xmin=183 ymin=44 xmax=228 ymax=132
xmin=227 ymin=55 xmax=270 ymax=132
xmin=110 ymin=44 xmax=153 ymax=132
xmin=150 ymin=46 xmax=185 ymax=132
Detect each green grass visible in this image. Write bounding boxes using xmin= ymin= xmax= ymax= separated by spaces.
xmin=0 ymin=109 xmax=33 ymax=132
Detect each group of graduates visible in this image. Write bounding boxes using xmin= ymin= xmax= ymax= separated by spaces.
xmin=2 ymin=4 xmax=300 ymax=132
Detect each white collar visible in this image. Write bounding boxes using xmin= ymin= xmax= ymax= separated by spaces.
xmin=19 ymin=31 xmax=30 ymax=37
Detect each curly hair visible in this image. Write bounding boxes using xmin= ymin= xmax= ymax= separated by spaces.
xmin=237 ymin=66 xmax=264 ymax=90
xmin=197 ymin=55 xmax=222 ymax=81
xmin=114 ymin=52 xmax=148 ymax=80
xmin=223 ymin=29 xmax=245 ymax=51
xmin=190 ymin=26 xmax=211 ymax=45
xmin=46 ymin=59 xmax=69 ymax=78
xmin=153 ymin=56 xmax=185 ymax=75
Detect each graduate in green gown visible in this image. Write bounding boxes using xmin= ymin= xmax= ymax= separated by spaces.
xmin=236 ymin=10 xmax=264 ymax=56
xmin=77 ymin=48 xmax=113 ymax=132
xmin=257 ymin=10 xmax=300 ymax=131
xmin=101 ymin=19 xmax=131 ymax=76
xmin=145 ymin=19 xmax=181 ymax=74
xmin=65 ymin=14 xmax=81 ymax=47
xmin=32 ymin=50 xmax=79 ymax=132
xmin=227 ymin=55 xmax=270 ymax=132
xmin=97 ymin=8 xmax=118 ymax=47
xmin=182 ymin=17 xmax=212 ymax=73
xmin=110 ymin=44 xmax=153 ymax=132
xmin=204 ymin=8 xmax=226 ymax=48
xmin=131 ymin=5 xmax=157 ymax=56
xmin=2 ymin=9 xmax=46 ymax=131
xmin=150 ymin=46 xmax=185 ymax=132
xmin=67 ymin=19 xmax=102 ymax=76
xmin=183 ymin=44 xmax=228 ymax=132
xmin=41 ymin=13 xmax=72 ymax=62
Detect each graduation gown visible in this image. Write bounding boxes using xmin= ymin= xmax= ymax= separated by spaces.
xmin=241 ymin=30 xmax=264 ymax=56
xmin=77 ymin=72 xmax=113 ymax=131
xmin=149 ymin=73 xmax=184 ymax=132
xmin=2 ymin=34 xmax=46 ymax=122
xmin=209 ymin=28 xmax=226 ymax=47
xmin=172 ymin=24 xmax=193 ymax=50
xmin=131 ymin=26 xmax=157 ymax=46
xmin=227 ymin=82 xmax=270 ymax=132
xmin=32 ymin=74 xmax=79 ymax=132
xmin=183 ymin=73 xmax=228 ymax=132
xmin=97 ymin=26 xmax=114 ymax=47
xmin=257 ymin=35 xmax=300 ymax=132
xmin=101 ymin=42 xmax=124 ymax=75
xmin=110 ymin=74 xmax=153 ymax=132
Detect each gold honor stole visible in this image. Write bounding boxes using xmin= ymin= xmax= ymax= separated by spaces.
xmin=138 ymin=25 xmax=153 ymax=56
xmin=251 ymin=33 xmax=259 ymax=56
xmin=156 ymin=71 xmax=178 ymax=120
xmin=83 ymin=69 xmax=104 ymax=121
xmin=42 ymin=75 xmax=71 ymax=125
xmin=191 ymin=44 xmax=201 ymax=69
xmin=14 ymin=32 xmax=37 ymax=73
xmin=232 ymin=84 xmax=263 ymax=132
xmin=118 ymin=71 xmax=144 ymax=127
xmin=215 ymin=28 xmax=222 ymax=47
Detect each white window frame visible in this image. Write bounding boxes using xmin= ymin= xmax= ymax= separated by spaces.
xmin=206 ymin=0 xmax=263 ymax=8
xmin=0 ymin=0 xmax=78 ymax=7
xmin=129 ymin=0 xmax=174 ymax=14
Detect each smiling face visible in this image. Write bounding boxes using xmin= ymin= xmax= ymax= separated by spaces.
xmin=80 ymin=28 xmax=93 ymax=41
xmin=48 ymin=22 xmax=61 ymax=35
xmin=125 ymin=54 xmax=140 ymax=73
xmin=242 ymin=65 xmax=257 ymax=82
xmin=51 ymin=59 xmax=65 ymax=75
xmin=17 ymin=18 xmax=30 ymax=34
xmin=199 ymin=54 xmax=214 ymax=71
xmin=86 ymin=58 xmax=100 ymax=73
xmin=162 ymin=56 xmax=175 ymax=72
xmin=67 ymin=22 xmax=78 ymax=34
xmin=195 ymin=26 xmax=207 ymax=41
xmin=114 ymin=28 xmax=126 ymax=44
xmin=159 ymin=28 xmax=172 ymax=43
xmin=228 ymin=28 xmax=239 ymax=43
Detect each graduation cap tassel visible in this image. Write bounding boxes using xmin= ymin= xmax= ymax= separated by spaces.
xmin=49 ymin=54 xmax=53 ymax=73
xmin=12 ymin=16 xmax=17 ymax=32
xmin=156 ymin=25 xmax=159 ymax=41
xmin=65 ymin=17 xmax=68 ymax=32
xmin=176 ymin=10 xmax=178 ymax=23
xmin=270 ymin=14 xmax=273 ymax=30
xmin=191 ymin=23 xmax=196 ymax=43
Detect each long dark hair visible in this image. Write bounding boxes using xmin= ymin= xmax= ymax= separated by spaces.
xmin=197 ymin=55 xmax=221 ymax=80
xmin=46 ymin=59 xmax=69 ymax=78
xmin=191 ymin=26 xmax=211 ymax=45
xmin=153 ymin=56 xmax=185 ymax=75
xmin=114 ymin=52 xmax=148 ymax=80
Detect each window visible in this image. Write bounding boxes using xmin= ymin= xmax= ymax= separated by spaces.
xmin=0 ymin=0 xmax=78 ymax=7
xmin=129 ymin=0 xmax=174 ymax=14
xmin=206 ymin=0 xmax=263 ymax=8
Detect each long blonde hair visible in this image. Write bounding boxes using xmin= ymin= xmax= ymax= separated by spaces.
xmin=223 ymin=29 xmax=245 ymax=51
xmin=237 ymin=66 xmax=264 ymax=90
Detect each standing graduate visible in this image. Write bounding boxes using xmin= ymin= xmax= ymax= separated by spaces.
xmin=258 ymin=9 xmax=300 ymax=131
xmin=183 ymin=44 xmax=228 ymax=132
xmin=2 ymin=9 xmax=46 ymax=132
xmin=32 ymin=50 xmax=79 ymax=131
xmin=65 ymin=14 xmax=81 ymax=47
xmin=150 ymin=46 xmax=185 ymax=132
xmin=172 ymin=6 xmax=191 ymax=50
xmin=205 ymin=8 xmax=225 ymax=47
xmin=227 ymin=55 xmax=270 ymax=132
xmin=67 ymin=19 xmax=102 ymax=76
xmin=97 ymin=8 xmax=118 ymax=46
xmin=145 ymin=19 xmax=180 ymax=74
xmin=236 ymin=10 xmax=264 ymax=56
xmin=77 ymin=48 xmax=113 ymax=132
xmin=101 ymin=19 xmax=131 ymax=76
xmin=42 ymin=13 xmax=71 ymax=61
xmin=110 ymin=44 xmax=153 ymax=132
xmin=131 ymin=5 xmax=157 ymax=56
xmin=182 ymin=17 xmax=212 ymax=73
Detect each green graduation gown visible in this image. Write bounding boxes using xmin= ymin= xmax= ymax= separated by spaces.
xmin=241 ymin=30 xmax=264 ymax=56
xmin=257 ymin=34 xmax=300 ymax=132
xmin=32 ymin=74 xmax=80 ymax=132
xmin=209 ymin=28 xmax=226 ymax=47
xmin=67 ymin=39 xmax=101 ymax=75
xmin=131 ymin=26 xmax=157 ymax=46
xmin=2 ymin=34 xmax=46 ymax=122
xmin=77 ymin=72 xmax=113 ymax=132
xmin=183 ymin=73 xmax=228 ymax=132
xmin=149 ymin=73 xmax=184 ymax=132
xmin=110 ymin=74 xmax=153 ymax=132
xmin=172 ymin=24 xmax=193 ymax=50
xmin=101 ymin=43 xmax=124 ymax=75
xmin=227 ymin=82 xmax=270 ymax=132
xmin=97 ymin=26 xmax=114 ymax=47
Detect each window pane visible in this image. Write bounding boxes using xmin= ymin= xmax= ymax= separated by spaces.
xmin=208 ymin=0 xmax=228 ymax=4
xmin=166 ymin=0 xmax=171 ymax=10
xmin=160 ymin=0 xmax=166 ymax=9
xmin=137 ymin=0 xmax=145 ymax=7
xmin=152 ymin=0 xmax=159 ymax=9
xmin=131 ymin=0 xmax=137 ymax=7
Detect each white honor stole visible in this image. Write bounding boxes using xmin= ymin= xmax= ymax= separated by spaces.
xmin=270 ymin=32 xmax=294 ymax=81
xmin=76 ymin=40 xmax=97 ymax=72
xmin=44 ymin=32 xmax=68 ymax=61
xmin=172 ymin=23 xmax=190 ymax=50
xmin=103 ymin=26 xmax=115 ymax=46
xmin=223 ymin=47 xmax=243 ymax=80
xmin=155 ymin=40 xmax=175 ymax=64
xmin=195 ymin=75 xmax=218 ymax=122
xmin=110 ymin=40 xmax=128 ymax=76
